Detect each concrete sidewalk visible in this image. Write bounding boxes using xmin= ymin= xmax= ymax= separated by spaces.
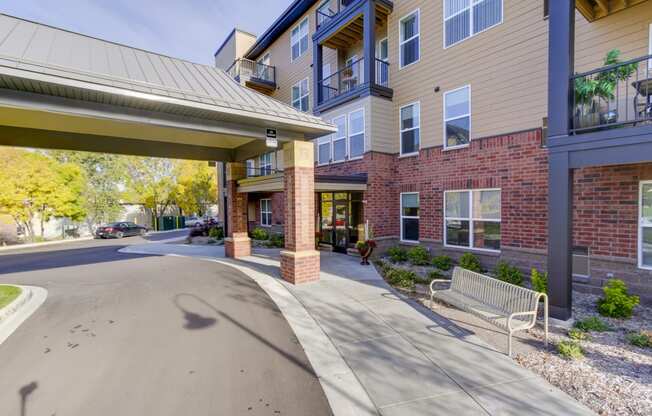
xmin=120 ymin=243 xmax=594 ymax=416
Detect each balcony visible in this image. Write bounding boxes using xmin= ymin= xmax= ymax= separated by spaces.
xmin=570 ymin=54 xmax=652 ymax=135
xmin=314 ymin=0 xmax=392 ymax=49
xmin=317 ymin=58 xmax=391 ymax=110
xmin=226 ymin=59 xmax=276 ymax=94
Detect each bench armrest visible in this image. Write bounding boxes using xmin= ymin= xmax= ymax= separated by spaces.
xmin=507 ymin=311 xmax=537 ymax=331
xmin=429 ymin=279 xmax=451 ymax=293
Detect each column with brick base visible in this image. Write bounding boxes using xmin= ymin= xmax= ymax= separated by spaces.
xmin=224 ymin=162 xmax=251 ymax=258
xmin=281 ymin=141 xmax=320 ymax=284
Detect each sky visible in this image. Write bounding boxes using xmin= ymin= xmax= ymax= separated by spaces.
xmin=0 ymin=0 xmax=293 ymax=65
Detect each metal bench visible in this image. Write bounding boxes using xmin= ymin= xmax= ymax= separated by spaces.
xmin=429 ymin=267 xmax=548 ymax=356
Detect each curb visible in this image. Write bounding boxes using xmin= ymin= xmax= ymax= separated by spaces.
xmin=0 ymin=285 xmax=33 ymax=323
xmin=0 ymin=237 xmax=94 ymax=252
xmin=0 ymin=285 xmax=48 ymax=345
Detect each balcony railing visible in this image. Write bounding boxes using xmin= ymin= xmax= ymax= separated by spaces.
xmin=319 ymin=58 xmax=390 ymax=105
xmin=570 ymin=54 xmax=652 ymax=134
xmin=226 ymin=58 xmax=276 ymax=86
xmin=316 ymin=0 xmax=357 ymax=30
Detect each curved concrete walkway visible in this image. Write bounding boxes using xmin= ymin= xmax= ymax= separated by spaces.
xmin=121 ymin=243 xmax=595 ymax=416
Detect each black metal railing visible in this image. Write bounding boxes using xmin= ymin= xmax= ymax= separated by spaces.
xmin=316 ymin=0 xmax=358 ymax=29
xmin=570 ymin=53 xmax=652 ymax=134
xmin=226 ymin=59 xmax=276 ymax=86
xmin=318 ymin=58 xmax=389 ymax=105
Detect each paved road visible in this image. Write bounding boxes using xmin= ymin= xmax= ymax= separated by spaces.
xmin=0 ymin=233 xmax=331 ymax=416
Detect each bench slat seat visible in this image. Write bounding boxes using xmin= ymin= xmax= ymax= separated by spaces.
xmin=430 ymin=267 xmax=548 ymax=356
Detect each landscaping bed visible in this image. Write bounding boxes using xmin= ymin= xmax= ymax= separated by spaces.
xmin=373 ymin=246 xmax=652 ymax=416
xmin=0 ymin=285 xmax=21 ymax=310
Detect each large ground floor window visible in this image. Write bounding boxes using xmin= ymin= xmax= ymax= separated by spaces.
xmin=444 ymin=189 xmax=501 ymax=251
xmin=639 ymin=181 xmax=652 ymax=269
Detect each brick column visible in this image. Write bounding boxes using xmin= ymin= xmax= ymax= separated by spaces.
xmin=281 ymin=141 xmax=320 ymax=284
xmin=224 ymin=162 xmax=251 ymax=258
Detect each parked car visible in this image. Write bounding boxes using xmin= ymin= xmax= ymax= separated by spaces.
xmin=185 ymin=216 xmax=204 ymax=228
xmin=95 ymin=222 xmax=147 ymax=239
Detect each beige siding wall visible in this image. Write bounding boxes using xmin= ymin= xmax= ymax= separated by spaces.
xmin=214 ymin=30 xmax=257 ymax=71
xmin=575 ymin=3 xmax=652 ymax=72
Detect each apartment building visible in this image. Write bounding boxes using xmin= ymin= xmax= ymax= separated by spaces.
xmin=215 ymin=0 xmax=652 ymax=316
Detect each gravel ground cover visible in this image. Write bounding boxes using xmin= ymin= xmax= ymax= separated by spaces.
xmin=373 ymin=257 xmax=651 ymax=416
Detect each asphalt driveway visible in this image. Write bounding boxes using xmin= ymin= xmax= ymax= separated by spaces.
xmin=0 ymin=234 xmax=331 ymax=416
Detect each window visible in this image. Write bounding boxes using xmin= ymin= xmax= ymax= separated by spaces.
xmin=377 ymin=37 xmax=389 ymax=86
xmin=291 ymin=17 xmax=309 ymax=61
xmin=322 ymin=63 xmax=331 ymax=85
xmin=349 ymin=109 xmax=364 ymax=159
xmin=317 ymin=135 xmax=332 ymax=165
xmin=292 ymin=78 xmax=310 ymax=112
xmin=259 ymin=152 xmax=273 ymax=176
xmin=400 ymin=102 xmax=420 ymax=155
xmin=261 ymin=199 xmax=272 ymax=226
xmin=332 ymin=115 xmax=347 ymax=162
xmin=399 ymin=10 xmax=420 ymax=68
xmin=639 ymin=181 xmax=652 ymax=269
xmin=401 ymin=193 xmax=419 ymax=242
xmin=444 ymin=0 xmax=503 ymax=48
xmin=445 ymin=189 xmax=501 ymax=251
xmin=444 ymin=85 xmax=471 ymax=148
xmin=648 ymin=23 xmax=652 ymax=70
xmin=246 ymin=159 xmax=255 ymax=177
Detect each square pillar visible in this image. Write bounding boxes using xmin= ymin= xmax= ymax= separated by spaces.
xmin=281 ymin=141 xmax=320 ymax=284
xmin=313 ymin=42 xmax=324 ymax=110
xmin=547 ymin=0 xmax=575 ymax=139
xmin=363 ymin=0 xmax=376 ymax=86
xmin=225 ymin=162 xmax=251 ymax=258
xmin=548 ymin=151 xmax=573 ymax=320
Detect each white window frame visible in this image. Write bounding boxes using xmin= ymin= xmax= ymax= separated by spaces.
xmin=317 ymin=134 xmax=332 ymax=166
xmin=292 ymin=78 xmax=310 ymax=112
xmin=291 ymin=17 xmax=309 ymax=62
xmin=259 ymin=152 xmax=273 ymax=176
xmin=399 ymin=9 xmax=420 ymax=70
xmin=443 ymin=85 xmax=472 ymax=150
xmin=648 ymin=23 xmax=652 ymax=70
xmin=638 ymin=180 xmax=652 ymax=270
xmin=399 ymin=101 xmax=421 ymax=157
xmin=246 ymin=159 xmax=255 ymax=177
xmin=322 ymin=63 xmax=331 ymax=86
xmin=443 ymin=0 xmax=504 ymax=49
xmin=444 ymin=188 xmax=501 ymax=253
xmin=260 ymin=199 xmax=272 ymax=227
xmin=348 ymin=108 xmax=365 ymax=160
xmin=331 ymin=114 xmax=347 ymax=163
xmin=400 ymin=192 xmax=420 ymax=243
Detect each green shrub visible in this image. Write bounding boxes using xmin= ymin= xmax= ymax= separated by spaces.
xmin=574 ymin=317 xmax=611 ymax=332
xmin=597 ymin=279 xmax=640 ymax=319
xmin=494 ymin=261 xmax=524 ymax=286
xmin=428 ymin=269 xmax=445 ymax=280
xmin=387 ymin=246 xmax=408 ymax=263
xmin=385 ymin=268 xmax=416 ymax=289
xmin=266 ymin=233 xmax=285 ymax=248
xmin=459 ymin=253 xmax=481 ymax=272
xmin=531 ymin=268 xmax=548 ymax=294
xmin=557 ymin=341 xmax=584 ymax=360
xmin=432 ymin=255 xmax=453 ymax=271
xmin=407 ymin=246 xmax=430 ymax=266
xmin=568 ymin=328 xmax=590 ymax=341
xmin=626 ymin=331 xmax=652 ymax=348
xmin=251 ymin=227 xmax=270 ymax=241
xmin=208 ymin=227 xmax=224 ymax=240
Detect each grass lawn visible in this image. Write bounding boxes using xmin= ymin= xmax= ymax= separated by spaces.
xmin=0 ymin=285 xmax=22 ymax=310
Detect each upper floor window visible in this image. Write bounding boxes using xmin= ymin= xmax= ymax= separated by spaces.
xmin=292 ymin=78 xmax=310 ymax=112
xmin=317 ymin=135 xmax=331 ymax=165
xmin=399 ymin=10 xmax=420 ymax=68
xmin=332 ymin=115 xmax=347 ymax=162
xmin=444 ymin=85 xmax=471 ymax=149
xmin=291 ymin=17 xmax=309 ymax=61
xmin=400 ymin=102 xmax=420 ymax=156
xmin=444 ymin=0 xmax=503 ymax=48
xmin=259 ymin=152 xmax=273 ymax=176
xmin=349 ymin=109 xmax=365 ymax=159
xmin=246 ymin=159 xmax=255 ymax=177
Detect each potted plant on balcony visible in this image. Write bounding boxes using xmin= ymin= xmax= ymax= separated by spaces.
xmin=356 ymin=226 xmax=376 ymax=265
xmin=574 ymin=49 xmax=638 ymax=129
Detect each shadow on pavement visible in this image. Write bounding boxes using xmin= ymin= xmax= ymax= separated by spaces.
xmin=19 ymin=381 xmax=38 ymax=416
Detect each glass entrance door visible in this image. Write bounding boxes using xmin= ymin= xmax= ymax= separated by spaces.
xmin=334 ymin=200 xmax=349 ymax=252
xmin=318 ymin=192 xmax=363 ymax=253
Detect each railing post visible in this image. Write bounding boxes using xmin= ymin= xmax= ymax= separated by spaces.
xmin=548 ymin=0 xmax=575 ymax=138
xmin=313 ymin=42 xmax=323 ymax=109
xmin=363 ymin=0 xmax=376 ymax=86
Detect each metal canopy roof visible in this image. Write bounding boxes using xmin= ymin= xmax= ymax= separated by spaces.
xmin=0 ymin=14 xmax=334 ymax=159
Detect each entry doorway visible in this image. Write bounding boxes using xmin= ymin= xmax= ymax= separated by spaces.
xmin=318 ymin=192 xmax=363 ymax=253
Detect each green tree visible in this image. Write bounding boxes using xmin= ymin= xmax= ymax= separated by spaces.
xmin=49 ymin=151 xmax=126 ymax=230
xmin=124 ymin=157 xmax=179 ymax=220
